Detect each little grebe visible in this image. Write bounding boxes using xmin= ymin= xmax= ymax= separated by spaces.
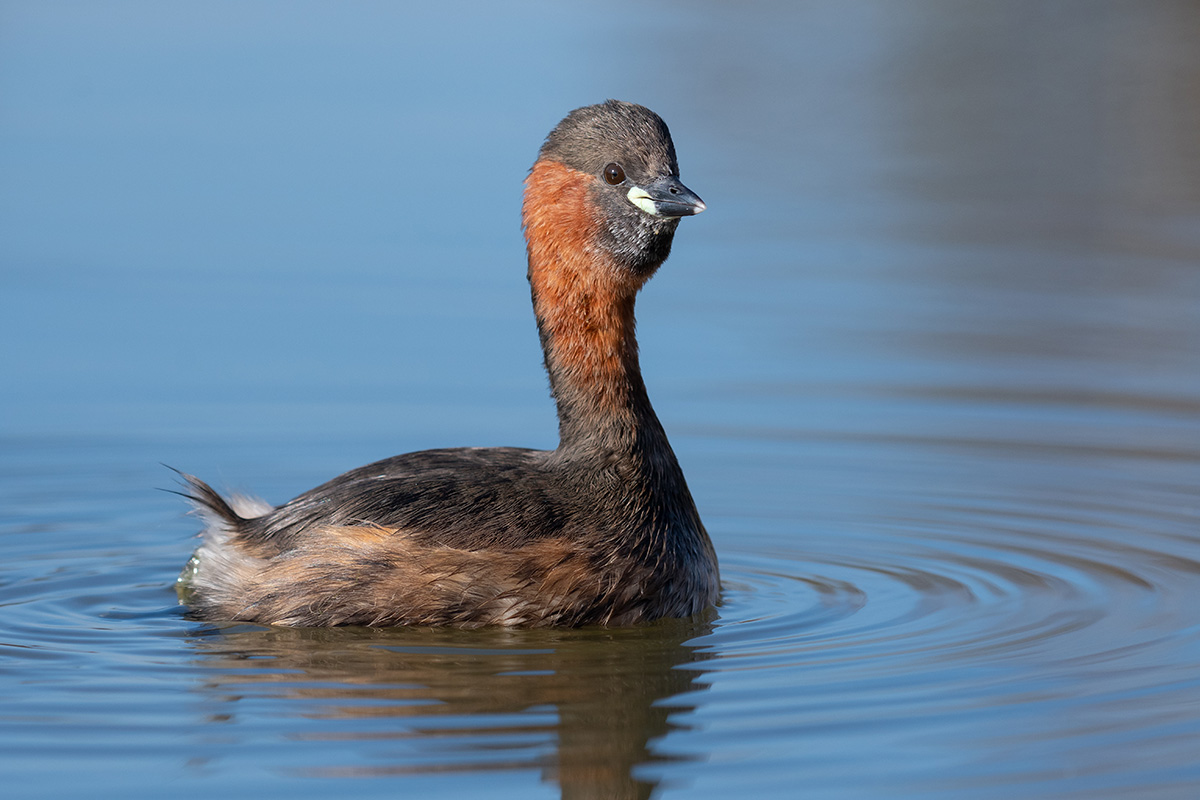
xmin=177 ymin=100 xmax=719 ymax=627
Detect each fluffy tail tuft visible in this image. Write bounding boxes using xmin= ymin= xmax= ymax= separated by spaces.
xmin=163 ymin=465 xmax=245 ymax=526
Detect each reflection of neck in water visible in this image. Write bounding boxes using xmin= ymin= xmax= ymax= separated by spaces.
xmin=186 ymin=615 xmax=716 ymax=798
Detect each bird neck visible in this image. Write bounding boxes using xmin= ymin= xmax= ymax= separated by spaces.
xmin=522 ymin=160 xmax=666 ymax=453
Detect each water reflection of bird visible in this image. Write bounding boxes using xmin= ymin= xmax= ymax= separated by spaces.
xmin=187 ymin=617 xmax=714 ymax=797
xmin=176 ymin=100 xmax=719 ymax=627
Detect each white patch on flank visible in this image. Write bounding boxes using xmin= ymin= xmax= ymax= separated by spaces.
xmin=228 ymin=494 xmax=273 ymax=518
xmin=626 ymin=186 xmax=661 ymax=216
xmin=180 ymin=493 xmax=272 ymax=611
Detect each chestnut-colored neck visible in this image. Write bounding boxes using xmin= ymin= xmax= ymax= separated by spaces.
xmin=522 ymin=160 xmax=664 ymax=452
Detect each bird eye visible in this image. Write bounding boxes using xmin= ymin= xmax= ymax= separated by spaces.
xmin=603 ymin=163 xmax=626 ymax=185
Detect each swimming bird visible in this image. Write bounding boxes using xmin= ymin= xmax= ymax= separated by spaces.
xmin=177 ymin=100 xmax=719 ymax=627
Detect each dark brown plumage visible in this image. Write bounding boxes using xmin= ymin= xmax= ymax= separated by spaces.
xmin=177 ymin=100 xmax=718 ymax=627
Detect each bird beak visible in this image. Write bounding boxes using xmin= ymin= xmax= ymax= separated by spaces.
xmin=627 ymin=176 xmax=706 ymax=218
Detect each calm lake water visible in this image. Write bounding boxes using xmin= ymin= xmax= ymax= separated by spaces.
xmin=3 ymin=3 xmax=1199 ymax=798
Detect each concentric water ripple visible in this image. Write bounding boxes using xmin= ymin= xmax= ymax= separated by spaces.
xmin=711 ymin=533 xmax=1169 ymax=670
xmin=675 ymin=464 xmax=1200 ymax=796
